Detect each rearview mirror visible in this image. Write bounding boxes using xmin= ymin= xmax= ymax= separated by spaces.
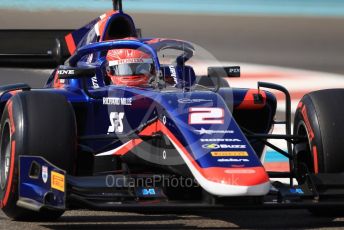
xmin=57 ymin=67 xmax=96 ymax=79
xmin=208 ymin=66 xmax=240 ymax=78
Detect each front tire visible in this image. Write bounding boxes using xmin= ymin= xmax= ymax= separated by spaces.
xmin=294 ymin=89 xmax=344 ymax=216
xmin=0 ymin=91 xmax=76 ymax=220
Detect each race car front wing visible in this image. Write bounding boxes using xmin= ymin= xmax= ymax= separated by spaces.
xmin=17 ymin=155 xmax=344 ymax=212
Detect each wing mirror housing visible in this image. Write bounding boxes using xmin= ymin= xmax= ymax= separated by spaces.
xmin=208 ymin=66 xmax=240 ymax=78
xmin=57 ymin=67 xmax=96 ymax=79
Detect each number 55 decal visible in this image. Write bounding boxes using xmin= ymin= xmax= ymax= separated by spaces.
xmin=108 ymin=112 xmax=125 ymax=133
xmin=188 ymin=107 xmax=224 ymax=124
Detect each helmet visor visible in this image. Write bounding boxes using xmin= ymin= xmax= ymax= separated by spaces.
xmin=108 ymin=59 xmax=153 ymax=77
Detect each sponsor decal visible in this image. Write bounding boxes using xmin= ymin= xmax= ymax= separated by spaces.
xmin=169 ymin=66 xmax=177 ymax=85
xmin=103 ymin=97 xmax=132 ymax=106
xmin=202 ymin=144 xmax=246 ymax=149
xmin=178 ymin=98 xmax=213 ymax=104
xmin=57 ymin=70 xmax=75 ymax=75
xmin=108 ymin=112 xmax=125 ymax=133
xmin=42 ymin=166 xmax=48 ymax=183
xmin=142 ymin=188 xmax=156 ymax=196
xmin=194 ymin=128 xmax=234 ymax=135
xmin=91 ymin=76 xmax=99 ymax=89
xmin=290 ymin=188 xmax=304 ymax=195
xmin=109 ymin=58 xmax=153 ymax=66
xmin=232 ymin=164 xmax=245 ymax=168
xmin=189 ymin=107 xmax=224 ymax=124
xmin=51 ymin=171 xmax=65 ymax=192
xmin=200 ymin=138 xmax=241 ymax=142
xmin=217 ymin=158 xmax=249 ymax=162
xmin=211 ymin=151 xmax=249 ymax=157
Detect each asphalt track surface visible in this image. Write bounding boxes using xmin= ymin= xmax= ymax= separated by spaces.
xmin=2 ymin=209 xmax=344 ymax=230
xmin=1 ymin=10 xmax=344 ymax=229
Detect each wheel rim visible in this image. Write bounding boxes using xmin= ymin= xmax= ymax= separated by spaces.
xmin=0 ymin=121 xmax=12 ymax=190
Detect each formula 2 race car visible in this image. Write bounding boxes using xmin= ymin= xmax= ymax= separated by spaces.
xmin=1 ymin=0 xmax=344 ymax=220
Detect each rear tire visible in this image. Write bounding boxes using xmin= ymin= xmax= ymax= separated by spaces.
xmin=0 ymin=91 xmax=76 ymax=220
xmin=294 ymin=89 xmax=344 ymax=216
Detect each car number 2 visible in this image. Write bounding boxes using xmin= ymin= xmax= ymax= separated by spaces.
xmin=188 ymin=107 xmax=224 ymax=124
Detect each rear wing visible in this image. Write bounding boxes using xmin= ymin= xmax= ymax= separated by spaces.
xmin=0 ymin=30 xmax=72 ymax=68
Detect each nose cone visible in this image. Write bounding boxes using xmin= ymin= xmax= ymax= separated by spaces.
xmin=197 ymin=166 xmax=271 ymax=196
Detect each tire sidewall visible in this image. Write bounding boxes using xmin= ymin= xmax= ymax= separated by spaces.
xmin=0 ymin=97 xmax=26 ymax=217
xmin=294 ymin=95 xmax=325 ymax=174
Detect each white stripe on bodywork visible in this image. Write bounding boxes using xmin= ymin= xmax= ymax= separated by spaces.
xmin=165 ymin=132 xmax=271 ymax=196
xmin=95 ymin=140 xmax=131 ymax=156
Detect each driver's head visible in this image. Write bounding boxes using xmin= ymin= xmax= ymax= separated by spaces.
xmin=106 ymin=49 xmax=154 ymax=87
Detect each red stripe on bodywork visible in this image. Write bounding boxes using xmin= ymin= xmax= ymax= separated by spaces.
xmin=157 ymin=120 xmax=269 ymax=186
xmin=113 ymin=139 xmax=143 ymax=156
xmin=145 ymin=38 xmax=166 ymax=44
xmin=53 ymin=71 xmax=65 ymax=88
xmin=200 ymin=166 xmax=268 ymax=186
xmin=139 ymin=121 xmax=159 ymax=136
xmin=236 ymin=89 xmax=267 ymax=110
xmin=8 ymin=90 xmax=20 ymax=96
xmin=98 ymin=10 xmax=118 ymax=41
xmin=113 ymin=120 xmax=269 ymax=186
xmin=312 ymin=146 xmax=319 ymax=174
xmin=2 ymin=141 xmax=15 ymax=207
xmin=109 ymin=122 xmax=158 ymax=156
xmin=65 ymin=33 xmax=77 ymax=55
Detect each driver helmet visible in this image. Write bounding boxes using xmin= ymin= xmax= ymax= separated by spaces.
xmin=106 ymin=49 xmax=154 ymax=87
